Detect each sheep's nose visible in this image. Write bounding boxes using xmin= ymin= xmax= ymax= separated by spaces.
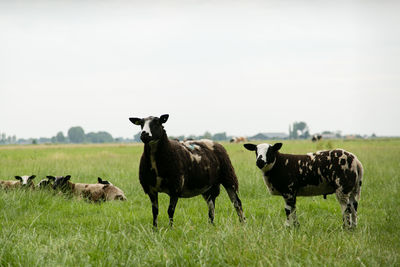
xmin=256 ymin=157 xmax=265 ymax=169
xmin=140 ymin=132 xmax=151 ymax=143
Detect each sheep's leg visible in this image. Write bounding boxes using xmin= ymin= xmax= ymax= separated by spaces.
xmin=283 ymin=194 xmax=299 ymax=227
xmin=336 ymin=189 xmax=351 ymax=229
xmin=202 ymin=193 xmax=216 ymax=224
xmin=225 ymin=187 xmax=246 ymax=223
xmin=349 ymin=195 xmax=358 ymax=228
xmin=148 ymin=193 xmax=159 ymax=228
xmin=168 ymin=195 xmax=179 ymax=227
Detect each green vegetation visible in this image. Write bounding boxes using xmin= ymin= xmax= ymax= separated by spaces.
xmin=0 ymin=139 xmax=399 ymax=266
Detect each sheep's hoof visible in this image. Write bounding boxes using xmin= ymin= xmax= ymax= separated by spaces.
xmin=284 ymin=221 xmax=300 ymax=228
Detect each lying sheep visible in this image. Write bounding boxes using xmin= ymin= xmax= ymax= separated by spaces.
xmin=244 ymin=143 xmax=363 ymax=229
xmin=51 ymin=175 xmax=126 ymax=202
xmin=97 ymin=177 xmax=127 ymax=201
xmin=0 ymin=175 xmax=36 ymax=189
xmin=37 ymin=176 xmax=56 ymax=189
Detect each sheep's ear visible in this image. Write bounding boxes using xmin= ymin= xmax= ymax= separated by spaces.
xmin=47 ymin=176 xmax=56 ymax=181
xmin=129 ymin=117 xmax=142 ymax=125
xmin=243 ymin=144 xmax=257 ymax=151
xmin=15 ymin=176 xmax=22 ymax=181
xmin=160 ymin=114 xmax=169 ymax=124
xmin=29 ymin=175 xmax=36 ymax=180
xmin=65 ymin=175 xmax=71 ymax=180
xmin=98 ymin=177 xmax=103 ymax=183
xmin=272 ymin=143 xmax=283 ymax=151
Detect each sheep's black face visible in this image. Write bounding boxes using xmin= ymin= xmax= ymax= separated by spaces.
xmin=129 ymin=114 xmax=169 ymax=144
xmin=52 ymin=175 xmax=71 ymax=191
xmin=38 ymin=176 xmax=56 ymax=188
xmin=244 ymin=143 xmax=282 ymax=171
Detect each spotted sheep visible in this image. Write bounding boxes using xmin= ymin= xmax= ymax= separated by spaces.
xmin=311 ymin=134 xmax=322 ymax=142
xmin=51 ymin=175 xmax=126 ymax=202
xmin=129 ymin=114 xmax=245 ymax=227
xmin=0 ymin=175 xmax=36 ymax=189
xmin=244 ymin=143 xmax=363 ymax=229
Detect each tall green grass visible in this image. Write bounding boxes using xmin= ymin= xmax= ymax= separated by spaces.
xmin=0 ymin=140 xmax=399 ymax=266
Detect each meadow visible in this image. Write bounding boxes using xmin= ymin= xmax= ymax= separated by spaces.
xmin=0 ymin=139 xmax=399 ymax=266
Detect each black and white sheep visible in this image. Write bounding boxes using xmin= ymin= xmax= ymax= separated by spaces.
xmin=37 ymin=176 xmax=56 ymax=189
xmin=244 ymin=143 xmax=363 ymax=229
xmin=0 ymin=175 xmax=36 ymax=189
xmin=129 ymin=114 xmax=245 ymax=227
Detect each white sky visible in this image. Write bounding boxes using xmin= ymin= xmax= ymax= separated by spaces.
xmin=1 ymin=0 xmax=399 ymax=139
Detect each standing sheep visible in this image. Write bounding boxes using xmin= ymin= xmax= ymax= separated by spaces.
xmin=244 ymin=143 xmax=363 ymax=229
xmin=129 ymin=114 xmax=245 ymax=227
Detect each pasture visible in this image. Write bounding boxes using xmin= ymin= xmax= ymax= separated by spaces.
xmin=0 ymin=139 xmax=399 ymax=266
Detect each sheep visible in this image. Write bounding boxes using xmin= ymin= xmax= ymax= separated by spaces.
xmin=97 ymin=177 xmax=127 ymax=201
xmin=244 ymin=142 xmax=363 ymax=229
xmin=311 ymin=134 xmax=322 ymax=142
xmin=230 ymin=136 xmax=248 ymax=143
xmin=129 ymin=114 xmax=245 ymax=227
xmin=0 ymin=175 xmax=36 ymax=189
xmin=51 ymin=175 xmax=107 ymax=202
xmin=51 ymin=175 xmax=126 ymax=202
xmin=37 ymin=176 xmax=56 ymax=189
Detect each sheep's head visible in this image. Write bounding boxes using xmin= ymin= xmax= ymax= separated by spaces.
xmin=244 ymin=143 xmax=282 ymax=172
xmin=15 ymin=175 xmax=36 ymax=187
xmin=129 ymin=114 xmax=169 ymax=144
xmin=51 ymin=175 xmax=71 ymax=191
xmin=98 ymin=177 xmax=113 ymax=186
xmin=37 ymin=176 xmax=56 ymax=188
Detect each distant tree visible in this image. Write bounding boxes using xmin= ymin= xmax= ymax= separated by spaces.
xmin=133 ymin=131 xmax=141 ymax=142
xmin=32 ymin=139 xmax=37 ymax=145
xmin=56 ymin=131 xmax=66 ymax=143
xmin=212 ymin=132 xmax=227 ymax=141
xmin=68 ymin=126 xmax=85 ymax=143
xmin=290 ymin=121 xmax=310 ymax=139
xmin=86 ymin=131 xmax=114 ymax=143
xmin=202 ymin=131 xmax=212 ymax=140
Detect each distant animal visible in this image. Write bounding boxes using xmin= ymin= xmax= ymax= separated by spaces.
xmin=129 ymin=114 xmax=245 ymax=227
xmin=244 ymin=143 xmax=363 ymax=229
xmin=230 ymin=136 xmax=248 ymax=143
xmin=0 ymin=175 xmax=36 ymax=189
xmin=37 ymin=176 xmax=56 ymax=189
xmin=311 ymin=135 xmax=322 ymax=142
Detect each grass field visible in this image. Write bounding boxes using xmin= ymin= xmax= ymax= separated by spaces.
xmin=0 ymin=139 xmax=399 ymax=266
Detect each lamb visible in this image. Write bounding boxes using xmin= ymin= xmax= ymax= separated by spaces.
xmin=0 ymin=175 xmax=36 ymax=189
xmin=129 ymin=114 xmax=245 ymax=227
xmin=244 ymin=143 xmax=363 ymax=229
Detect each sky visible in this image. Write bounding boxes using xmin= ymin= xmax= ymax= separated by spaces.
xmin=1 ymin=0 xmax=399 ymax=139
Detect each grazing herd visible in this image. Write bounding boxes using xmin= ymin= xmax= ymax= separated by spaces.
xmin=0 ymin=114 xmax=364 ymax=230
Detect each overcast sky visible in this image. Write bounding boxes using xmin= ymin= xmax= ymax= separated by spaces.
xmin=1 ymin=0 xmax=399 ymax=139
